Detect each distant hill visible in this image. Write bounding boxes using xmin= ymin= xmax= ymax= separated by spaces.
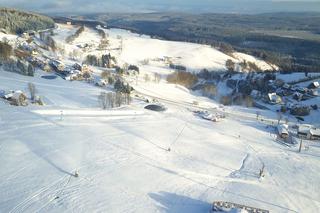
xmin=79 ymin=12 xmax=320 ymax=73
xmin=0 ymin=8 xmax=55 ymax=34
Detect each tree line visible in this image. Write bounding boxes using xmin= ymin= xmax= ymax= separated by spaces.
xmin=66 ymin=26 xmax=85 ymax=43
xmin=0 ymin=8 xmax=55 ymax=34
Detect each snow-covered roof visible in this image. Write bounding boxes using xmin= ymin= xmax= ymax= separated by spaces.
xmin=277 ymin=124 xmax=289 ymax=135
xmin=298 ymin=125 xmax=312 ymax=134
xmin=11 ymin=90 xmax=25 ymax=100
xmin=310 ymin=82 xmax=320 ymax=88
xmin=310 ymin=128 xmax=320 ymax=136
xmin=267 ymin=93 xmax=281 ymax=103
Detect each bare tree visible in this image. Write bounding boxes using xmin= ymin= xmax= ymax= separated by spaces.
xmin=99 ymin=92 xmax=108 ymax=109
xmin=144 ymin=74 xmax=150 ymax=82
xmin=154 ymin=73 xmax=161 ymax=83
xmin=28 ymin=82 xmax=36 ymax=101
xmin=99 ymin=91 xmax=131 ymax=109
xmin=124 ymin=93 xmax=131 ymax=105
xmin=115 ymin=92 xmax=122 ymax=107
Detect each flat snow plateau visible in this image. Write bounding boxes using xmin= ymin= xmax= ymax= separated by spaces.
xmin=0 ymin=25 xmax=319 ymax=213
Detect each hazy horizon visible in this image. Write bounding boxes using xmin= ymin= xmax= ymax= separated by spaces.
xmin=1 ymin=0 xmax=320 ymax=14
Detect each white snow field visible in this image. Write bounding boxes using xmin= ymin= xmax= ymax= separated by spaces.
xmin=52 ymin=24 xmax=277 ymax=72
xmin=1 ymin=69 xmax=320 ymax=213
xmin=0 ymin=25 xmax=319 ymax=213
xmin=106 ymin=27 xmax=278 ymax=72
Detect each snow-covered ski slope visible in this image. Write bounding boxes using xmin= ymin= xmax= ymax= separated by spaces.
xmin=0 ymin=24 xmax=319 ymax=213
xmin=52 ymin=24 xmax=277 ymax=72
xmin=1 ymin=69 xmax=320 ymax=213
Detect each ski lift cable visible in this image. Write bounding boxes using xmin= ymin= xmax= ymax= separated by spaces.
xmin=170 ymin=122 xmax=188 ymax=148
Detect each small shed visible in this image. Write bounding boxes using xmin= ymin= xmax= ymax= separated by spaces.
xmin=277 ymin=124 xmax=289 ymax=139
xmin=7 ymin=91 xmax=28 ymax=106
xmin=267 ymin=93 xmax=282 ymax=104
xmin=308 ymin=89 xmax=318 ymax=97
xmin=298 ymin=125 xmax=312 ymax=139
xmin=310 ymin=129 xmax=320 ymax=140
xmin=308 ymin=81 xmax=319 ymax=89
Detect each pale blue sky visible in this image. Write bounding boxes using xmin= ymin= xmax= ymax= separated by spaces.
xmin=0 ymin=0 xmax=319 ymax=14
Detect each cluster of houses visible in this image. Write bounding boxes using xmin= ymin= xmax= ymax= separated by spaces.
xmin=277 ymin=123 xmax=320 ymax=141
xmin=298 ymin=125 xmax=320 ymax=140
xmin=255 ymin=81 xmax=319 ymax=104
xmin=277 ymin=124 xmax=290 ymax=139
xmin=0 ymin=90 xmax=28 ymax=106
xmin=250 ymin=79 xmax=319 ymax=116
xmin=49 ymin=60 xmax=92 ymax=81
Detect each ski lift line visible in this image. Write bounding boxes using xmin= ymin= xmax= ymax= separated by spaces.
xmin=169 ymin=122 xmax=188 ymax=149
xmin=55 ymin=129 xmax=299 ymax=213
xmin=103 ymin=138 xmax=298 ymax=213
xmin=172 ymin=149 xmax=235 ymax=172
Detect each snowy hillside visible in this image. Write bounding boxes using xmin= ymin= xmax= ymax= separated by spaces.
xmin=1 ymin=67 xmax=320 ymax=212
xmin=0 ymin=23 xmax=319 ymax=213
xmin=52 ymin=24 xmax=277 ymax=72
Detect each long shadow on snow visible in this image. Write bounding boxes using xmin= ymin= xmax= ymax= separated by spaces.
xmin=23 ymin=138 xmax=74 ymax=177
xmin=113 ymin=124 xmax=170 ymax=151
xmin=239 ymin=119 xmax=276 ymax=136
xmin=149 ymin=191 xmax=211 ymax=213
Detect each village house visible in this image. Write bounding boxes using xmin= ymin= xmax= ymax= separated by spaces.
xmin=50 ymin=60 xmax=65 ymax=72
xmin=310 ymin=129 xmax=320 ymax=140
xmin=267 ymin=93 xmax=282 ymax=104
xmin=64 ymin=70 xmax=81 ymax=81
xmin=308 ymin=81 xmax=319 ymax=89
xmin=277 ymin=124 xmax=289 ymax=139
xmin=298 ymin=125 xmax=320 ymax=140
xmin=3 ymin=90 xmax=28 ymax=106
xmin=307 ymin=89 xmax=318 ymax=97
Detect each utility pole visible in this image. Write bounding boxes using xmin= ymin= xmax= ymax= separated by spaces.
xmin=299 ymin=138 xmax=303 ymax=153
xmin=60 ymin=110 xmax=63 ymax=121
xmin=259 ymin=163 xmax=265 ymax=178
